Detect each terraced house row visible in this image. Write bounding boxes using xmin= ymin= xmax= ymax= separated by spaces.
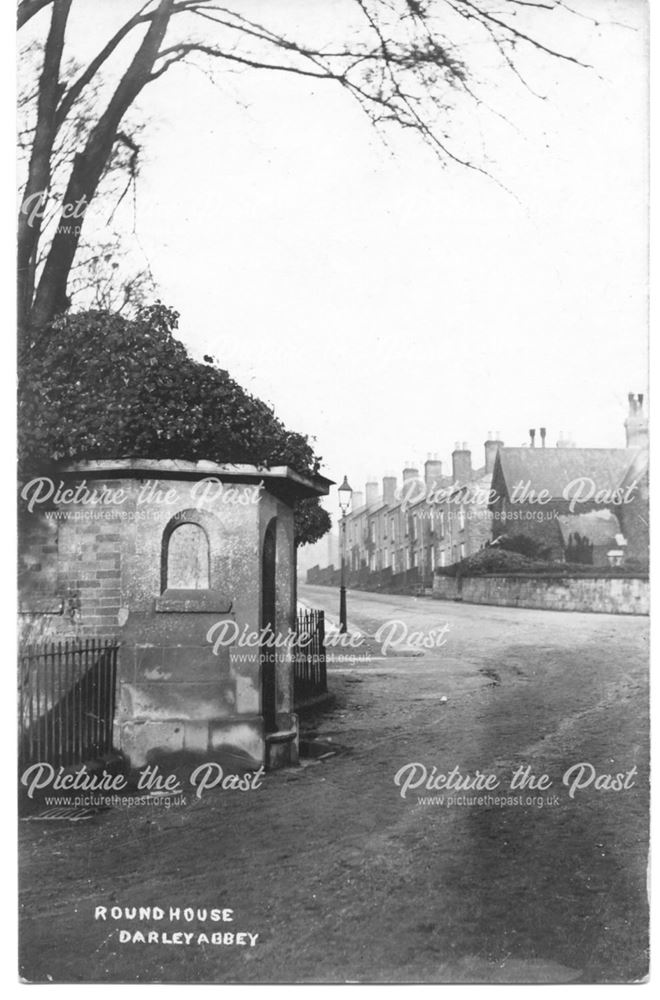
xmin=305 ymin=394 xmax=649 ymax=593
xmin=303 ymin=436 xmax=501 ymax=593
xmin=344 ymin=438 xmax=500 ymax=589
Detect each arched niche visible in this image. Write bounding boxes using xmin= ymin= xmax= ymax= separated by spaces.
xmin=156 ymin=509 xmax=232 ymax=614
xmin=161 ymin=511 xmax=213 ymax=592
xmin=165 ymin=522 xmax=210 ymax=589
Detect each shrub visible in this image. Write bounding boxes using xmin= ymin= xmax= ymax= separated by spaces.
xmin=495 ymin=533 xmax=551 ymax=560
xmin=18 ymin=304 xmax=331 ymax=545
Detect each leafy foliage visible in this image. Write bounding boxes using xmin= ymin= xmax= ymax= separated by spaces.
xmin=18 ymin=303 xmax=331 ymax=545
xmin=435 ymin=547 xmax=536 ymax=577
xmin=435 ymin=546 xmax=642 ymax=579
xmin=495 ymin=533 xmax=551 ymax=560
xmin=293 ymin=497 xmax=331 ymax=548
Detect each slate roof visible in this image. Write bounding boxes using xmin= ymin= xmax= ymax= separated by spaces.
xmin=493 ymin=448 xmax=642 ymax=501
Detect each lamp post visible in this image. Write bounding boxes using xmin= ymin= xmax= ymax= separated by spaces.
xmin=337 ymin=475 xmax=353 ymax=634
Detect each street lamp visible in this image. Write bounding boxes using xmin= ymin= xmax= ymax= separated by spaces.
xmin=337 ymin=475 xmax=353 ymax=634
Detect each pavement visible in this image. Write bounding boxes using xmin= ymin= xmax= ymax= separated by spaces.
xmin=18 ymin=585 xmax=649 ymax=983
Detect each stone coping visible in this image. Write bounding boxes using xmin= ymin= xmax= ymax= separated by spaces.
xmin=18 ymin=596 xmax=65 ymax=615
xmin=55 ymin=459 xmax=333 ymax=498
xmin=155 ymin=589 xmax=233 ymax=614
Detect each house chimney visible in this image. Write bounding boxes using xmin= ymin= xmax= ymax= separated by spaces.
xmin=424 ymin=452 xmax=443 ymax=487
xmin=365 ymin=479 xmax=379 ymax=506
xmin=452 ymin=442 xmax=472 ymax=484
xmin=484 ymin=431 xmax=503 ymax=475
xmin=402 ymin=462 xmax=419 ymax=483
xmin=624 ymin=391 xmax=648 ymax=448
xmin=540 ymin=427 xmax=547 ymax=448
xmin=382 ymin=475 xmax=397 ymax=506
xmin=556 ymin=431 xmax=576 ymax=448
xmin=529 ymin=428 xmax=536 ymax=448
xmin=351 ymin=490 xmax=364 ymax=513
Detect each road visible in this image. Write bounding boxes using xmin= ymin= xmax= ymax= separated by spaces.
xmin=19 ymin=586 xmax=649 ymax=983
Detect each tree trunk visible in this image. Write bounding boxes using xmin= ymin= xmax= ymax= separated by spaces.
xmin=17 ymin=0 xmax=71 ymax=336
xmin=28 ymin=0 xmax=175 ymax=333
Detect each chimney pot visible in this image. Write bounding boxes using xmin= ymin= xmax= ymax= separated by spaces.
xmin=365 ymin=480 xmax=379 ymax=505
xmin=452 ymin=445 xmax=472 ymax=484
xmin=625 ymin=391 xmax=649 ymax=448
xmin=484 ymin=433 xmax=503 ymax=475
xmin=382 ymin=475 xmax=397 ymax=506
xmin=424 ymin=456 xmax=443 ymax=488
xmin=351 ymin=490 xmax=364 ymax=513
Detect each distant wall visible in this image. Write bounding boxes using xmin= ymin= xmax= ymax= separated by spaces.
xmin=432 ymin=574 xmax=649 ymax=615
xmin=306 ymin=563 xmax=427 ymax=594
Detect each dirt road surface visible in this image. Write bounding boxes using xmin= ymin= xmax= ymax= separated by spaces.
xmin=19 ymin=586 xmax=649 ymax=983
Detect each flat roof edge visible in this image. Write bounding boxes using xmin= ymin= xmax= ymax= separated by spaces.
xmin=55 ymin=459 xmax=333 ymax=497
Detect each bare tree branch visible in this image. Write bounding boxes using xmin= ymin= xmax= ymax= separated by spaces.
xmin=18 ymin=0 xmax=599 ymax=334
xmin=17 ymin=0 xmax=53 ymax=30
xmin=54 ymin=0 xmax=207 ymax=131
xmin=449 ymin=0 xmax=590 ymax=67
xmin=55 ymin=5 xmax=154 ymax=132
xmin=31 ymin=0 xmax=176 ymax=328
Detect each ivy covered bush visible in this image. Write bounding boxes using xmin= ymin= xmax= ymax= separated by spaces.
xmin=435 ymin=547 xmax=642 ymax=578
xmin=18 ymin=304 xmax=331 ymax=545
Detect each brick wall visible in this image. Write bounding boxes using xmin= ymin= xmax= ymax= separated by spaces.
xmin=56 ymin=524 xmax=123 ymax=635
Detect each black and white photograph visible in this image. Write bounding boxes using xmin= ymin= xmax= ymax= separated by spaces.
xmin=14 ymin=0 xmax=649 ymax=985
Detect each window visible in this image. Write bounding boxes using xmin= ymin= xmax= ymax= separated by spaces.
xmin=460 ymin=542 xmax=466 ymax=560
xmin=370 ymin=521 xmax=376 ymax=543
xmin=165 ymin=522 xmax=210 ymax=589
xmin=439 ymin=511 xmax=445 ymax=537
xmin=430 ymin=547 xmax=436 ymax=571
xmin=458 ymin=508 xmax=466 ymax=531
xmin=439 ymin=550 xmax=446 ymax=568
xmin=390 ymin=516 xmax=396 ymax=541
xmin=412 ymin=515 xmax=418 ymax=541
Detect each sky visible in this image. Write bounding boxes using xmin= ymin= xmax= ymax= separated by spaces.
xmin=17 ymin=0 xmax=649 ymax=515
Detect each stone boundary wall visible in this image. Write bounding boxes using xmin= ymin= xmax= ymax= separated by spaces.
xmin=432 ymin=574 xmax=649 ymax=615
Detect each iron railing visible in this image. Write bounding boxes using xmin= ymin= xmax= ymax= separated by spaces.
xmin=18 ymin=638 xmax=119 ymax=769
xmin=293 ymin=609 xmax=327 ymax=706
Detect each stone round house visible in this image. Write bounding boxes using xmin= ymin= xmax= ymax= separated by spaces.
xmin=18 ymin=459 xmax=332 ymax=770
